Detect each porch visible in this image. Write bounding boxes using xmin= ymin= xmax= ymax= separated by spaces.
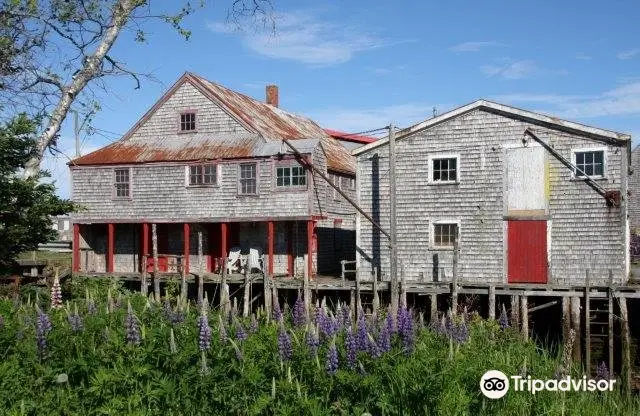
xmin=72 ymin=220 xmax=319 ymax=278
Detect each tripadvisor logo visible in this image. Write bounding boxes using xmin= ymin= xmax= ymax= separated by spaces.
xmin=480 ymin=370 xmax=617 ymax=399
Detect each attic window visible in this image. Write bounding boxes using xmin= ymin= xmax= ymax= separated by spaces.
xmin=429 ymin=155 xmax=459 ymax=184
xmin=180 ymin=112 xmax=196 ymax=131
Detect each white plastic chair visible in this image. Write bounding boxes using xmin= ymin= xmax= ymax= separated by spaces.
xmin=247 ymin=247 xmax=264 ymax=273
xmin=225 ymin=246 xmax=242 ymax=274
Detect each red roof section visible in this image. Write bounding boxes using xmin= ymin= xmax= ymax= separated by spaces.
xmin=324 ymin=128 xmax=378 ymax=144
xmin=71 ymin=73 xmax=355 ymax=174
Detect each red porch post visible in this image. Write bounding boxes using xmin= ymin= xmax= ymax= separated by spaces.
xmin=287 ymin=222 xmax=294 ymax=277
xmin=107 ymin=223 xmax=114 ymax=273
xmin=183 ymin=223 xmax=190 ymax=274
xmin=267 ymin=221 xmax=275 ymax=276
xmin=72 ymin=223 xmax=80 ymax=272
xmin=307 ymin=220 xmax=314 ymax=279
xmin=221 ymin=222 xmax=228 ymax=262
xmin=141 ymin=223 xmax=149 ymax=272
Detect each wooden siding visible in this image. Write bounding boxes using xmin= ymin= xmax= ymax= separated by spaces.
xmin=630 ymin=147 xmax=640 ymax=234
xmin=356 ymin=109 xmax=628 ymax=285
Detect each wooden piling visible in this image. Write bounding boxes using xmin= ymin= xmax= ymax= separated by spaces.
xmin=451 ymin=239 xmax=459 ymax=315
xmin=152 ymin=223 xmax=160 ymax=301
xmin=263 ymin=270 xmax=272 ymax=321
xmin=620 ymin=296 xmax=631 ymax=397
xmin=585 ymin=270 xmax=591 ymax=377
xmin=355 ymin=268 xmax=362 ymax=315
xmin=562 ymin=297 xmax=571 ymax=347
xmin=350 ymin=289 xmax=356 ymax=314
xmin=608 ymin=270 xmax=614 ymax=376
xmin=220 ymin=259 xmax=229 ymax=317
xmin=520 ymin=296 xmax=528 ymax=341
xmin=488 ymin=285 xmax=496 ymax=320
xmin=181 ymin=260 xmax=188 ymax=305
xmin=372 ymin=267 xmax=380 ymax=315
xmin=430 ymin=293 xmax=438 ymax=323
xmin=303 ymin=257 xmax=311 ymax=321
xmin=510 ymin=295 xmax=520 ymax=328
xmin=400 ymin=269 xmax=407 ymax=309
xmin=570 ymin=296 xmax=582 ymax=363
xmin=243 ymin=267 xmax=251 ymax=317
xmin=141 ymin=255 xmax=148 ymax=296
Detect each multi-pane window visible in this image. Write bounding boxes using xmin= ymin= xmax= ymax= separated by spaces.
xmin=432 ymin=157 xmax=458 ymax=182
xmin=189 ymin=164 xmax=216 ymax=186
xmin=180 ymin=112 xmax=196 ymax=131
xmin=276 ymin=164 xmax=306 ymax=187
xmin=114 ymin=168 xmax=130 ymax=198
xmin=433 ymin=223 xmax=458 ymax=247
xmin=574 ymin=150 xmax=604 ymax=177
xmin=239 ymin=163 xmax=257 ymax=195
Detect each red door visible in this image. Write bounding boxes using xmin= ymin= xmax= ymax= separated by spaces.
xmin=507 ymin=220 xmax=548 ymax=284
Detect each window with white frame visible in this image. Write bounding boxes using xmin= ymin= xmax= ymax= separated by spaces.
xmin=432 ymin=222 xmax=458 ymax=248
xmin=114 ymin=168 xmax=130 ymax=198
xmin=189 ymin=164 xmax=217 ymax=186
xmin=430 ymin=155 xmax=459 ymax=183
xmin=276 ymin=164 xmax=306 ymax=187
xmin=180 ymin=112 xmax=196 ymax=131
xmin=239 ymin=163 xmax=257 ymax=195
xmin=573 ymin=150 xmax=604 ymax=178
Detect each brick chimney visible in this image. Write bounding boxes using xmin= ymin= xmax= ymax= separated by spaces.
xmin=266 ymin=85 xmax=279 ymax=107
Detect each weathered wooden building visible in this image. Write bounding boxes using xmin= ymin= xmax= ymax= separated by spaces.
xmin=629 ymin=145 xmax=640 ymax=234
xmin=69 ymin=72 xmax=362 ymax=278
xmin=353 ymin=100 xmax=632 ymax=285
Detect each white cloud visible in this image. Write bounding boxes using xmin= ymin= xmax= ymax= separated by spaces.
xmin=308 ymin=103 xmax=445 ymax=133
xmin=494 ymin=81 xmax=640 ymax=120
xmin=208 ymin=11 xmax=394 ymax=65
xmin=450 ymin=41 xmax=505 ymax=52
xmin=481 ymin=60 xmax=540 ymax=80
xmin=617 ymin=49 xmax=640 ymax=60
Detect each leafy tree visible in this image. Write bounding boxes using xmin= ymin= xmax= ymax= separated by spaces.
xmin=0 ymin=114 xmax=74 ymax=271
xmin=0 ymin=0 xmax=274 ymax=177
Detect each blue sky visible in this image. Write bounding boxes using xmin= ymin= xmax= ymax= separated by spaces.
xmin=47 ymin=0 xmax=640 ymax=197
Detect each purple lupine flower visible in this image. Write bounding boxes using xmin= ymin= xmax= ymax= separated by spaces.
xmin=273 ymin=301 xmax=283 ymax=322
xmin=326 ymin=343 xmax=339 ymax=375
xmin=36 ymin=308 xmax=52 ymax=355
xmin=499 ymin=304 xmax=509 ymax=329
xmin=452 ymin=319 xmax=469 ymax=344
xmin=197 ymin=313 xmax=212 ymax=351
xmin=345 ymin=327 xmax=357 ymax=369
xmin=397 ymin=307 xmax=414 ymax=354
xmin=278 ymin=327 xmax=292 ymax=361
xmin=445 ymin=311 xmax=455 ymax=337
xmin=50 ymin=276 xmax=63 ymax=309
xmin=87 ymin=298 xmax=97 ymax=315
xmin=367 ymin=333 xmax=381 ymax=358
xmin=67 ymin=312 xmax=84 ymax=333
xmin=292 ymin=295 xmax=306 ymax=327
xmin=249 ymin=314 xmax=259 ymax=333
xmin=306 ymin=328 xmax=320 ymax=357
xmin=319 ymin=311 xmax=339 ymax=339
xmin=596 ymin=362 xmax=610 ymax=381
xmin=314 ymin=306 xmax=322 ymax=325
xmin=218 ymin=316 xmax=228 ymax=343
xmin=384 ymin=312 xmax=396 ymax=336
xmin=377 ymin=319 xmax=391 ymax=353
xmin=341 ymin=305 xmax=352 ymax=328
xmin=356 ymin=313 xmax=368 ymax=351
xmin=235 ymin=323 xmax=247 ymax=342
xmin=125 ymin=302 xmax=141 ymax=346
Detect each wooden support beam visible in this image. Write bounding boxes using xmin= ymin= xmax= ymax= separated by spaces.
xmin=562 ymin=297 xmax=571 ymax=349
xmin=220 ymin=257 xmax=229 ymax=317
xmin=152 ymin=223 xmax=159 ymax=301
xmin=142 ymin=223 xmax=149 ymax=271
xmin=571 ymin=296 xmax=582 ymax=363
xmin=430 ymin=293 xmax=438 ymax=324
xmin=488 ymin=285 xmax=496 ymax=320
xmin=106 ymin=223 xmax=115 ymax=273
xmin=608 ymin=270 xmax=614 ymax=377
xmin=183 ymin=223 xmax=190 ymax=274
xmin=510 ymin=295 xmax=520 ymax=328
xmin=355 ymin=267 xmax=362 ymax=315
xmin=221 ymin=222 xmax=228 ymax=261
xmin=585 ymin=270 xmax=591 ymax=377
xmin=72 ymin=223 xmax=80 ymax=272
xmin=243 ymin=266 xmax=251 ymax=317
xmin=287 ymin=222 xmax=294 ymax=276
xmin=303 ymin=254 xmax=311 ymax=321
xmin=451 ymin=239 xmax=459 ymax=315
xmin=620 ymin=296 xmax=631 ymax=397
xmin=521 ymin=296 xmax=529 ymax=340
xmin=306 ymin=220 xmax=314 ymax=280
xmin=372 ymin=267 xmax=380 ymax=316
xmin=263 ymin=270 xmax=272 ymax=322
xmin=267 ymin=221 xmax=275 ymax=276
xmin=141 ymin=254 xmax=148 ymax=296
xmin=528 ymin=300 xmax=558 ymax=314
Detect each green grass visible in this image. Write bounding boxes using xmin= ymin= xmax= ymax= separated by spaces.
xmin=0 ymin=278 xmax=638 ymax=415
xmin=16 ymin=251 xmax=71 ymax=267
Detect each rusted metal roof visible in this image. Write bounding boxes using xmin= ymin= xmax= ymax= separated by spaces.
xmin=324 ymin=129 xmax=378 ymax=144
xmin=71 ymin=72 xmax=355 ymax=174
